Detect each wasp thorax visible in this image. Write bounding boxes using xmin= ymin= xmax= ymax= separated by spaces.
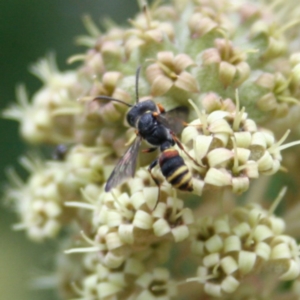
xmin=126 ymin=99 xmax=157 ymax=127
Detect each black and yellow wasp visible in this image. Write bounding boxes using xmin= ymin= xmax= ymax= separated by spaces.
xmin=94 ymin=67 xmax=195 ymax=196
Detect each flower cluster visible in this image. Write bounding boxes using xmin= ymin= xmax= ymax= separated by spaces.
xmin=181 ymin=94 xmax=289 ymax=195
xmin=189 ymin=203 xmax=300 ymax=297
xmin=3 ymin=0 xmax=300 ymax=299
xmin=67 ymin=170 xmax=194 ymax=265
xmin=3 ymin=55 xmax=83 ymax=144
xmin=62 ymin=171 xmax=191 ymax=298
xmin=5 ymin=145 xmax=108 ymax=241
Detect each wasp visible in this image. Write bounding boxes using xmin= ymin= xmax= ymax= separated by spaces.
xmin=94 ymin=67 xmax=196 ymax=199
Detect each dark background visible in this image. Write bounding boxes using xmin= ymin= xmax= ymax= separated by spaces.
xmin=0 ymin=1 xmax=138 ymax=299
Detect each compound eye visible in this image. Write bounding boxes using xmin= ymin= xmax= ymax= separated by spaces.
xmin=127 ymin=108 xmax=138 ymax=127
xmin=126 ymin=113 xmax=134 ymax=127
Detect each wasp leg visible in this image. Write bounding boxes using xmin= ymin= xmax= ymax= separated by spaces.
xmin=142 ymin=147 xmax=157 ymax=153
xmin=156 ymin=103 xmax=165 ymax=113
xmin=172 ymin=134 xmax=205 ymax=168
xmin=148 ymin=159 xmax=161 ymax=210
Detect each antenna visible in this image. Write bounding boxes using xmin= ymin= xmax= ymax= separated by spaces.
xmin=93 ymin=95 xmax=133 ymax=107
xmin=94 ymin=66 xmax=142 ymax=106
xmin=135 ymin=66 xmax=141 ymax=104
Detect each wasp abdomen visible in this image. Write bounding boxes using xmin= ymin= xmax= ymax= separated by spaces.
xmin=159 ymin=149 xmax=193 ymax=191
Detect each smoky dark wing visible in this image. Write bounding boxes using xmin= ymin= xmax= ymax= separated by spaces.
xmin=157 ymin=106 xmax=189 ymax=135
xmin=105 ymin=136 xmax=142 ymax=192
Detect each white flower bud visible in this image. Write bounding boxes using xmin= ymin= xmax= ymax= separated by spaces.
xmin=233 ymin=222 xmax=251 ymax=238
xmin=133 ymin=210 xmax=153 ymax=230
xmin=97 ymin=282 xmax=123 ymax=298
xmin=279 ymin=260 xmax=300 ymax=280
xmin=118 ymin=224 xmax=134 ymax=245
xmin=153 ymin=219 xmax=171 ymax=237
xmin=254 ymin=224 xmax=274 ymax=242
xmin=221 ymin=256 xmax=238 ymax=275
xmin=105 ymin=232 xmax=124 ymax=250
xmin=224 ymin=235 xmax=242 ymax=253
xmin=207 ymin=148 xmax=233 ymax=167
xmin=124 ymin=258 xmax=145 ymax=276
xmin=171 ymin=225 xmax=189 ymax=242
xmin=234 ymin=131 xmax=252 ymax=148
xmin=214 ymin=218 xmax=230 ymax=235
xmin=204 ymin=168 xmax=232 ymax=186
xmin=106 ymin=210 xmax=123 ymax=227
xmin=238 ymin=251 xmax=256 ymax=275
xmin=103 ymin=252 xmax=124 ymax=269
xmin=255 ymin=242 xmax=271 ymax=260
xmin=271 ymin=243 xmax=291 ymax=260
xmin=203 ymin=253 xmax=220 ymax=267
xmin=232 ymin=177 xmax=250 ymax=194
xmin=204 ymin=282 xmax=222 ymax=298
xmin=193 ymin=135 xmax=213 ymax=161
xmin=205 ymin=235 xmax=223 ymax=253
xmin=221 ymin=275 xmax=240 ymax=293
xmin=209 ymin=118 xmax=233 ymax=134
xmin=257 ymin=151 xmax=274 ymax=172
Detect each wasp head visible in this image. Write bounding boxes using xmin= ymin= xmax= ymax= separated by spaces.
xmin=126 ymin=99 xmax=157 ymax=127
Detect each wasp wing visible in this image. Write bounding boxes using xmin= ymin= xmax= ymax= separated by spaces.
xmin=157 ymin=106 xmax=189 ymax=135
xmin=105 ymin=136 xmax=142 ymax=192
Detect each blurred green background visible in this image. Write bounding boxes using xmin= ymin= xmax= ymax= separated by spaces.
xmin=0 ymin=1 xmax=138 ymax=299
